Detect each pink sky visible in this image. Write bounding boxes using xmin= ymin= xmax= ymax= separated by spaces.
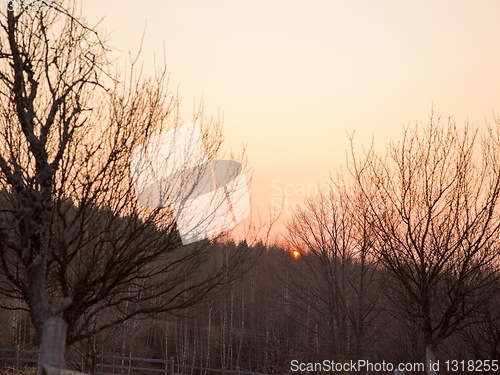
xmin=83 ymin=0 xmax=500 ymax=243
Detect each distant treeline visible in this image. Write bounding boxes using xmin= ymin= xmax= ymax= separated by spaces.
xmin=1 ymin=239 xmax=498 ymax=374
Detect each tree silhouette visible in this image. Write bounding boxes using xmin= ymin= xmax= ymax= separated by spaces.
xmin=0 ymin=2 xmax=252 ymax=372
xmin=349 ymin=117 xmax=500 ymax=374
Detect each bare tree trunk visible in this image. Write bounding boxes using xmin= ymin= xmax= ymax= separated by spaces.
xmin=236 ymin=289 xmax=244 ymax=366
xmin=205 ymin=306 xmax=212 ymax=369
xmin=39 ymin=318 xmax=67 ymax=375
xmin=164 ymin=321 xmax=169 ymax=374
xmin=425 ymin=344 xmax=437 ymax=375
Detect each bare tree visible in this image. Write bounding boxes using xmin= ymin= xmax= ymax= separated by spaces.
xmin=349 ymin=116 xmax=500 ymax=374
xmin=460 ymin=283 xmax=500 ymax=364
xmin=0 ymin=1 xmax=252 ymax=372
xmin=285 ymin=183 xmax=381 ymax=363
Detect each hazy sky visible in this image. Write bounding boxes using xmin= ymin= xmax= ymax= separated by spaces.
xmin=83 ymin=0 xmax=500 ymax=241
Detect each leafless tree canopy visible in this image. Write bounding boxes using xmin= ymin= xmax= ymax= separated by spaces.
xmin=0 ymin=3 xmax=499 ymax=375
xmin=0 ymin=0 xmax=252 ymax=350
xmin=349 ymin=117 xmax=500 ymax=373
xmin=285 ymin=184 xmax=381 ymax=360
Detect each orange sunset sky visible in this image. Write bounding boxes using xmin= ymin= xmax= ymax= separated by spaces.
xmin=83 ymin=0 xmax=500 ymax=242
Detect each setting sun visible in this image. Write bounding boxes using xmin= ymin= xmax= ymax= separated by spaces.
xmin=292 ymin=250 xmax=301 ymax=259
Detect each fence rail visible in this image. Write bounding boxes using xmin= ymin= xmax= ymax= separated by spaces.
xmin=0 ymin=348 xmax=270 ymax=375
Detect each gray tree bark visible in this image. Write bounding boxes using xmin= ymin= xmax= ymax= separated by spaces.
xmin=425 ymin=344 xmax=437 ymax=375
xmin=39 ymin=318 xmax=67 ymax=375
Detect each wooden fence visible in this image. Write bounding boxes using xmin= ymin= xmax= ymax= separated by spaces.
xmin=0 ymin=348 xmax=270 ymax=375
